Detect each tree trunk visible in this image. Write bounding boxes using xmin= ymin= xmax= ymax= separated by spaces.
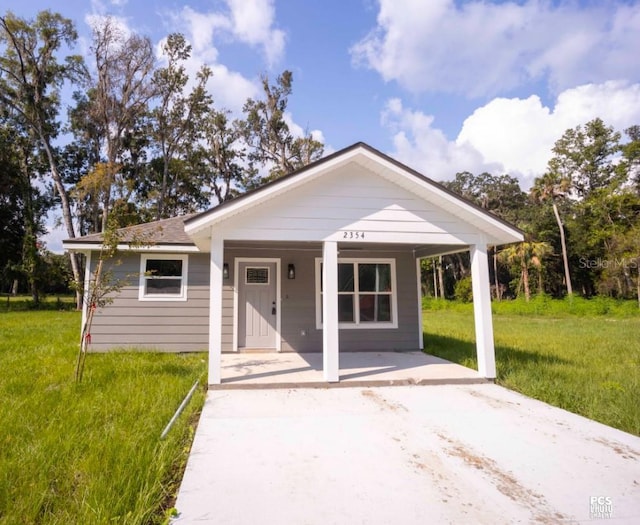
xmin=538 ymin=268 xmax=544 ymax=295
xmin=432 ymin=262 xmax=438 ymax=298
xmin=158 ymin=149 xmax=169 ymax=220
xmin=40 ymin=134 xmax=82 ymax=308
xmin=522 ymin=260 xmax=531 ymax=301
xmin=438 ymin=256 xmax=445 ymax=300
xmin=552 ymin=201 xmax=573 ymax=296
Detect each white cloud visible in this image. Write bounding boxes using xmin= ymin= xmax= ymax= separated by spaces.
xmin=226 ymin=0 xmax=285 ymax=66
xmin=206 ymin=64 xmax=260 ymax=114
xmin=163 ymin=2 xmax=285 ymax=112
xmin=170 ymin=1 xmax=284 ymax=66
xmin=352 ymin=0 xmax=640 ymax=97
xmin=385 ymin=82 xmax=640 ymax=187
xmin=175 ymin=7 xmax=229 ymax=59
xmin=381 ymin=98 xmax=500 ymax=181
xmin=458 ymin=81 xmax=640 ymax=183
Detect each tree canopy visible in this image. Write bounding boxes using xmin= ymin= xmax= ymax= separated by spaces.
xmin=1 ymin=9 xmax=638 ymax=307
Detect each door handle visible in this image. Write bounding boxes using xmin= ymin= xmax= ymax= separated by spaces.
xmin=272 ymin=301 xmax=276 ymax=315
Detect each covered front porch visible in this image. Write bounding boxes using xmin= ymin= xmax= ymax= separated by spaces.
xmin=201 ymin=238 xmax=498 ymax=386
xmin=216 ymin=351 xmax=486 ymax=389
xmin=182 ymin=143 xmax=524 ymax=386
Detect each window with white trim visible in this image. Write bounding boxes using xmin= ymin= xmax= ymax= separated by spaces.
xmin=139 ymin=254 xmax=188 ymax=301
xmin=315 ymin=258 xmax=398 ymax=329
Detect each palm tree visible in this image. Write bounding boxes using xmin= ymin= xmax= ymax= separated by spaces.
xmin=531 ymin=172 xmax=573 ymax=296
xmin=499 ymin=241 xmax=552 ymax=301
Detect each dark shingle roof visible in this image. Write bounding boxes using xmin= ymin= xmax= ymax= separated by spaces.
xmin=64 ymin=214 xmax=197 ymax=246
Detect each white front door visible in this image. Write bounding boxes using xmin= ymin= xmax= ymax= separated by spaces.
xmin=238 ymin=262 xmax=278 ymax=349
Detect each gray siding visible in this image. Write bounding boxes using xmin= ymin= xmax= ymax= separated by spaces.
xmin=225 ymin=246 xmax=420 ymax=352
xmin=89 ymin=252 xmax=210 ymax=352
xmin=89 ymin=246 xmax=420 ymax=353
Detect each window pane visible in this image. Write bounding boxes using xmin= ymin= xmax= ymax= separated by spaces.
xmin=338 ymin=295 xmax=354 ymax=322
xmin=358 ymin=264 xmax=376 ymax=292
xmin=377 ymin=264 xmax=391 ymax=291
xmin=359 ymin=294 xmax=375 ymax=322
xmin=246 ymin=267 xmax=269 ymax=284
xmin=146 ymin=259 xmax=182 ymax=277
xmin=359 ymin=294 xmax=392 ymax=322
xmin=338 ymin=264 xmax=354 ymax=292
xmin=146 ymin=278 xmax=182 ymax=294
xmin=377 ymin=295 xmax=391 ymax=322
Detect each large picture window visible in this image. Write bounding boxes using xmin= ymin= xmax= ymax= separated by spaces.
xmin=139 ymin=254 xmax=188 ymax=301
xmin=315 ymin=258 xmax=397 ymax=329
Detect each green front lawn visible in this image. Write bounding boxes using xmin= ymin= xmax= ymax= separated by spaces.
xmin=2 ymin=301 xmax=638 ymax=523
xmin=423 ymin=307 xmax=640 ymax=436
xmin=0 ymin=310 xmax=206 ymax=524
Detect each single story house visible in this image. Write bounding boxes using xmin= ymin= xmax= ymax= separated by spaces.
xmin=63 ymin=143 xmax=523 ymax=385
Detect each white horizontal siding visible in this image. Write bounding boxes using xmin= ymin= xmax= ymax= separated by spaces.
xmin=217 ymin=165 xmax=478 ymax=245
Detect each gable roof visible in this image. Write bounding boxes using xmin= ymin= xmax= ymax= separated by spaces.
xmin=184 ymin=142 xmax=524 ymax=245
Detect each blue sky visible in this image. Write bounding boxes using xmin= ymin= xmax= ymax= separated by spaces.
xmin=4 ymin=0 xmax=640 ymax=250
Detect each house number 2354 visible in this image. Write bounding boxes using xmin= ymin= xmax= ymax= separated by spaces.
xmin=343 ymin=231 xmax=365 ymax=239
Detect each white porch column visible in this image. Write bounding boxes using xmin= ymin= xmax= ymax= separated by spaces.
xmin=322 ymin=241 xmax=339 ymax=382
xmin=470 ymin=241 xmax=496 ymax=379
xmin=416 ymin=257 xmax=424 ymax=350
xmin=208 ymin=234 xmax=224 ymax=385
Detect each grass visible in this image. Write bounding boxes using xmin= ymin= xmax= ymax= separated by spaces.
xmin=3 ymin=297 xmax=638 ymax=521
xmin=423 ymin=302 xmax=640 ymax=436
xmin=0 ymin=309 xmax=207 ymax=524
xmin=0 ymin=295 xmax=76 ymax=312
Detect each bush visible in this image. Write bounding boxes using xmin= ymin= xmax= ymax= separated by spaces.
xmin=422 ymin=294 xmax=640 ymax=317
xmin=454 ymin=276 xmax=473 ymax=302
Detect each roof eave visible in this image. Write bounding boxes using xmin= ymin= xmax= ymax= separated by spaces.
xmin=62 ymin=241 xmax=200 ymax=253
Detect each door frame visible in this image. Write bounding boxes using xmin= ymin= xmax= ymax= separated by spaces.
xmin=232 ymin=257 xmax=281 ymax=352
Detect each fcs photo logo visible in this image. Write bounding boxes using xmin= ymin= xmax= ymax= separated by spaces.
xmin=590 ymin=496 xmax=613 ymax=519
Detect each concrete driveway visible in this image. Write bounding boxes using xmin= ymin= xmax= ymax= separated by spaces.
xmin=174 ymin=384 xmax=640 ymax=524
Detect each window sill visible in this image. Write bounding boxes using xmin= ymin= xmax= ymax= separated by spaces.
xmin=138 ymin=294 xmax=188 ymax=302
xmin=316 ymin=322 xmax=398 ymax=330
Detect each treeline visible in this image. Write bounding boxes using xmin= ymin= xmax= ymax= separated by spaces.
xmin=0 ymin=11 xmax=322 ymax=304
xmin=1 ymin=11 xmax=638 ymax=307
xmin=427 ymin=119 xmax=640 ymax=303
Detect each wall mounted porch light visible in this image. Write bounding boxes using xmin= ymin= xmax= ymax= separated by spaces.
xmin=288 ymin=264 xmax=296 ymax=279
xmin=223 ymin=263 xmax=229 ymax=280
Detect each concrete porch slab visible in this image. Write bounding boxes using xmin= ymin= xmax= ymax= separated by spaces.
xmin=216 ymin=351 xmax=484 ymax=389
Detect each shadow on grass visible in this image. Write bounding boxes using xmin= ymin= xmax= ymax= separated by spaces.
xmin=423 ymin=332 xmax=572 ymax=373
